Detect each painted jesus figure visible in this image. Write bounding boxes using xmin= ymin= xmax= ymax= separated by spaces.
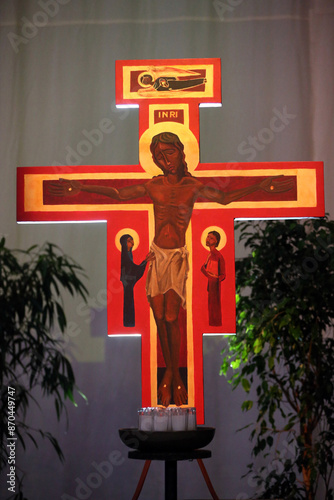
xmin=50 ymin=132 xmax=293 ymax=407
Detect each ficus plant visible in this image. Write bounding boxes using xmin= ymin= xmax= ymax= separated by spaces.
xmin=221 ymin=217 xmax=334 ymax=500
xmin=0 ymin=238 xmax=89 ymax=500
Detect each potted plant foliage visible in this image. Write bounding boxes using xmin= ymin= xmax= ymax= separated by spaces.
xmin=221 ymin=217 xmax=334 ymax=500
xmin=0 ymin=238 xmax=88 ymax=499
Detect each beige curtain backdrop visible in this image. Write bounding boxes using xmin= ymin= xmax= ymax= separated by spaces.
xmin=1 ymin=1 xmax=333 ymax=498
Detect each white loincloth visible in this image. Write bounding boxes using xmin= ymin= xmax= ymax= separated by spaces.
xmin=146 ymin=241 xmax=189 ymax=308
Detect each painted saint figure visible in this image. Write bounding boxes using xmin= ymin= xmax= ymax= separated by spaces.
xmin=120 ymin=234 xmax=153 ymax=328
xmin=137 ymin=66 xmax=207 ymax=95
xmin=50 ymin=132 xmax=293 ymax=407
xmin=201 ymin=231 xmax=226 ymax=327
xmin=139 ymin=73 xmax=207 ymax=92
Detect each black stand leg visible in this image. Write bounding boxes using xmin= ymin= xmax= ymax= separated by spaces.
xmin=165 ymin=460 xmax=177 ymax=500
xmin=127 ymin=447 xmax=214 ymax=499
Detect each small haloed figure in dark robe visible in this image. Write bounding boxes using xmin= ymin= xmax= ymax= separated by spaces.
xmin=120 ymin=234 xmax=154 ymax=327
xmin=201 ymin=231 xmax=226 ymax=326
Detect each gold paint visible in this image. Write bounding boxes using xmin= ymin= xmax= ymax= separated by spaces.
xmin=122 ymin=64 xmax=214 ymax=100
xmin=185 ymin=222 xmax=195 ymax=407
xmin=139 ymin=120 xmax=199 ymax=176
xmin=114 ymin=228 xmax=140 ymax=252
xmin=148 ymin=206 xmax=158 ymax=406
xmin=149 ymin=103 xmax=189 ymax=129
xmin=201 ymin=226 xmax=227 ymax=250
xmin=23 ymin=168 xmax=317 ymax=214
xmin=24 ymin=172 xmax=150 ymax=212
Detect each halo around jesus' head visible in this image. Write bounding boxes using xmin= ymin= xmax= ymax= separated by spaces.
xmin=139 ymin=124 xmax=199 ymax=176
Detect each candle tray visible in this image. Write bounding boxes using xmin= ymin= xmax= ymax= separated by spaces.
xmin=119 ymin=426 xmax=215 ymax=452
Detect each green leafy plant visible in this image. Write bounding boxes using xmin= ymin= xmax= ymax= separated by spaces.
xmin=0 ymin=238 xmax=88 ymax=499
xmin=221 ymin=217 xmax=334 ymax=500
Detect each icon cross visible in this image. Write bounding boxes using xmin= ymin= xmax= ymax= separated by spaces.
xmin=17 ymin=58 xmax=324 ymax=423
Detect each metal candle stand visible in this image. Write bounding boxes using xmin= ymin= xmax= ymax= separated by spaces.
xmin=119 ymin=427 xmax=219 ymax=500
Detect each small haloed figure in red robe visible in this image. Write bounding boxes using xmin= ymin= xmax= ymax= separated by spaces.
xmin=201 ymin=231 xmax=226 ymax=326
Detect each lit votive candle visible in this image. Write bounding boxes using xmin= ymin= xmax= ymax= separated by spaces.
xmin=167 ymin=407 xmax=173 ymax=431
xmin=187 ymin=407 xmax=197 ymax=430
xmin=138 ymin=408 xmax=153 ymax=431
xmin=171 ymin=408 xmax=187 ymax=431
xmin=153 ymin=408 xmax=168 ymax=431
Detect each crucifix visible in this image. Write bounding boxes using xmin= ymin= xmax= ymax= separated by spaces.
xmin=17 ymin=58 xmax=324 ymax=424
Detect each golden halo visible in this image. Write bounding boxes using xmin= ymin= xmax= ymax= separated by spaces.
xmin=137 ymin=71 xmax=155 ymax=88
xmin=201 ymin=226 xmax=227 ymax=251
xmin=115 ymin=228 xmax=140 ymax=252
xmin=139 ymin=124 xmax=199 ymax=176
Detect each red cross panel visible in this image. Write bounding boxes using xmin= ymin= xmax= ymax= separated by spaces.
xmin=17 ymin=58 xmax=325 ymax=424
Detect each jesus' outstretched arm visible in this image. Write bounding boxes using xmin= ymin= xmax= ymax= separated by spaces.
xmin=197 ymin=175 xmax=294 ymax=205
xmin=48 ymin=178 xmax=147 ymax=201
